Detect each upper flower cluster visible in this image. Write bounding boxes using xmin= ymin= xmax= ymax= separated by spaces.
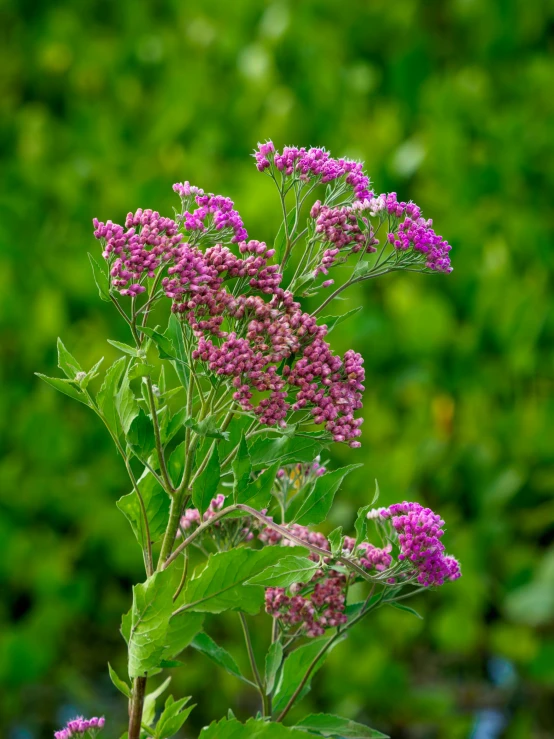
xmin=254 ymin=141 xmax=372 ymax=201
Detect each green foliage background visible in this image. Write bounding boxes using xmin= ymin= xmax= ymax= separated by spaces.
xmin=1 ymin=0 xmax=553 ymax=737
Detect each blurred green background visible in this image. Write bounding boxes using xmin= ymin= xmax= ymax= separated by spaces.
xmin=1 ymin=0 xmax=554 ymax=737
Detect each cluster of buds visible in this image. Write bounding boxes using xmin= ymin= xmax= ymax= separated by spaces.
xmin=178 ymin=495 xmax=253 ymax=548
xmin=310 ymin=200 xmax=378 ymax=278
xmin=54 ymin=717 xmax=105 ymax=739
xmin=254 ymin=141 xmax=372 ymax=201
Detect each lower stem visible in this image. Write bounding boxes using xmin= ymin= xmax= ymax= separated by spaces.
xmin=128 ymin=675 xmax=147 ymax=739
xmin=158 ymin=492 xmax=184 ymax=568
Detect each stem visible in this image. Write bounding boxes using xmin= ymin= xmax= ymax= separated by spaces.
xmin=158 ymin=492 xmax=185 ymax=568
xmin=239 ymin=613 xmax=269 ymax=717
xmin=128 ymin=675 xmax=147 ymax=739
xmin=275 ymin=634 xmax=337 ymax=722
xmin=145 ymin=377 xmax=174 ymax=493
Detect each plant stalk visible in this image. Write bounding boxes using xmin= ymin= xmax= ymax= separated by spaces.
xmin=128 ymin=675 xmax=147 ymax=739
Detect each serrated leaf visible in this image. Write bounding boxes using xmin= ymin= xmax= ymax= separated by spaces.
xmin=97 ymin=357 xmax=126 ymax=437
xmin=176 ymin=547 xmax=306 ymax=615
xmin=116 ymin=365 xmax=140 ymax=434
xmin=387 ymin=602 xmax=423 ymax=620
xmin=295 ymin=713 xmax=389 ymax=738
xmin=156 ymin=695 xmax=195 ymax=738
xmin=273 ymin=637 xmax=343 ymax=715
xmin=88 ymin=252 xmax=111 ymax=302
xmin=238 ymin=462 xmax=278 ymax=508
xmin=319 ymin=307 xmax=363 ymax=334
xmin=35 ymin=374 xmax=90 ymax=406
xmin=128 ymin=410 xmax=156 ymax=462
xmin=117 ymin=468 xmax=170 ymax=546
xmin=128 ymin=568 xmax=177 ymax=678
xmin=232 ymin=433 xmax=251 ymax=502
xmin=164 ymin=611 xmax=205 ymax=662
xmin=250 ymin=435 xmax=326 ymax=469
xmin=192 ymin=444 xmax=220 ymax=515
xmin=190 ymin=633 xmax=251 ymax=685
xmin=200 ymin=717 xmax=309 ymax=739
xmin=294 ymin=464 xmax=362 ymax=526
xmin=107 ymin=339 xmax=141 ymax=357
xmin=354 ymin=506 xmax=371 ymax=547
xmin=246 ymin=556 xmax=319 ymax=588
xmin=57 ymin=338 xmax=82 ymax=378
xmin=108 ymin=663 xmax=131 ymax=699
xmin=265 ymin=640 xmax=283 ymax=695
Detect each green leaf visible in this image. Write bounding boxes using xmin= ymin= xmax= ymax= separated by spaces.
xmin=162 ymin=407 xmax=187 ymax=446
xmin=177 ymin=546 xmax=306 ymax=615
xmin=128 ymin=568 xmax=178 ymax=678
xmin=184 ymin=415 xmax=230 ymax=441
xmin=232 ymin=433 xmax=252 ymax=502
xmin=57 ymin=338 xmax=82 ymax=378
xmin=117 ymin=468 xmax=170 ymax=546
xmin=273 ymin=637 xmax=343 ymax=715
xmin=164 ymin=611 xmax=205 ymax=661
xmin=108 ymin=663 xmax=131 ymax=699
xmin=190 ymin=633 xmax=251 ymax=685
xmin=128 ymin=410 xmax=156 ymax=462
xmin=265 ymin=641 xmax=283 ymax=695
xmin=328 ymin=527 xmax=344 ymax=557
xmin=167 ymin=441 xmax=186 ymax=488
xmin=35 ymin=374 xmax=90 ymax=406
xmin=294 ymin=464 xmax=362 ymax=526
xmin=200 ymin=718 xmax=309 ymax=739
xmin=387 ymin=602 xmax=423 ymax=620
xmin=143 ymin=676 xmax=172 ymax=727
xmin=192 ymin=444 xmax=220 ymax=515
xmin=96 ymin=357 xmax=126 ymax=437
xmin=246 ymin=556 xmax=320 ymax=588
xmin=156 ymin=696 xmax=195 ymax=739
xmin=139 ymin=325 xmax=177 ymax=360
xmin=81 ymin=356 xmax=104 ymax=389
xmin=355 ymin=482 xmax=380 ymax=546
xmin=166 ymin=314 xmax=190 ymax=390
xmin=116 ymin=365 xmax=140 ymax=434
xmin=250 ymin=434 xmax=326 ymax=470
xmin=238 ymin=461 xmax=278 ymax=508
xmin=107 ymin=339 xmax=141 ymax=357
xmin=319 ymin=307 xmax=363 ymax=334
xmin=128 ymin=362 xmax=155 ymax=380
xmin=88 ymin=252 xmax=111 ymax=302
xmin=295 ymin=713 xmax=389 ymax=738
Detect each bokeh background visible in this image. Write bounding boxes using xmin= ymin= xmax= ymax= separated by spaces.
xmin=1 ymin=1 xmax=554 ymax=737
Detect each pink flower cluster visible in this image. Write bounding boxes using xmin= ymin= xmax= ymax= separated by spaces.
xmin=379 ymin=502 xmax=461 ymax=586
xmin=93 ymin=209 xmax=183 ymax=296
xmin=310 ymin=200 xmax=378 ymax=278
xmin=173 ymin=184 xmax=248 ymax=243
xmin=254 ymin=141 xmax=373 ymax=201
xmin=260 ymin=522 xmax=394 ymax=636
xmin=265 ymin=573 xmax=348 ymax=637
xmin=54 ymin=716 xmax=105 ymax=739
xmin=355 ymin=192 xmax=452 ymax=273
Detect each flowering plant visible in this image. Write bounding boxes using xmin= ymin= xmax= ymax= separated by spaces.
xmin=39 ymin=142 xmax=459 ymax=739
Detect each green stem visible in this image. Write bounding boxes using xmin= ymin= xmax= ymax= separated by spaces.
xmin=145 ymin=377 xmax=174 ymax=493
xmin=239 ymin=613 xmax=269 ymax=717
